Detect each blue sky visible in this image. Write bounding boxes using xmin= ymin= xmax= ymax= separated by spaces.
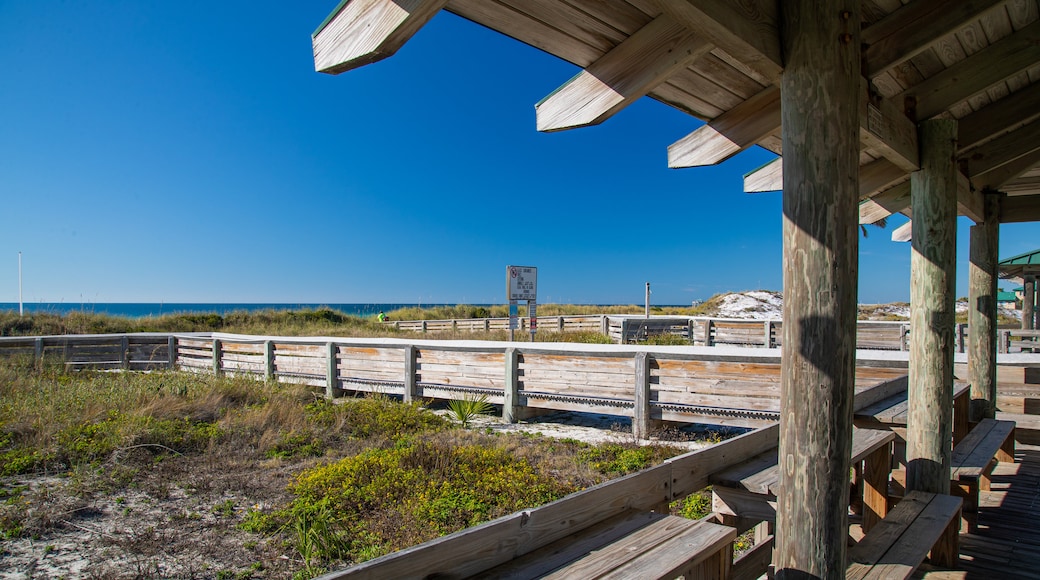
xmin=1 ymin=2 xmax=1036 ymax=306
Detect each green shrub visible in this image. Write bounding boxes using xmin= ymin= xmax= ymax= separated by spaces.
xmin=282 ymin=436 xmax=577 ymax=564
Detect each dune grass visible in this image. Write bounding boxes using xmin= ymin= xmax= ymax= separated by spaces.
xmin=0 ymin=358 xmax=691 ymax=576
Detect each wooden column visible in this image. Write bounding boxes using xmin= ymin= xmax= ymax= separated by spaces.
xmin=120 ymin=335 xmax=130 ymax=370
xmin=1024 ymin=275 xmax=1036 ymax=330
xmin=968 ymin=193 xmax=1000 ymax=420
xmin=907 ymin=118 xmax=958 ymax=495
xmin=775 ymin=2 xmax=861 ymax=576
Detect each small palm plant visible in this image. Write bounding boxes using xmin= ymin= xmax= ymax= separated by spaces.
xmin=448 ymin=394 xmax=495 ymax=428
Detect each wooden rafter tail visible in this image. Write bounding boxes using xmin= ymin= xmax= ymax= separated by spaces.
xmin=743 ymin=158 xmax=781 ymax=193
xmin=891 ymin=220 xmax=913 ymax=243
xmin=535 ymin=15 xmax=712 ymax=132
xmin=312 ymin=0 xmax=447 ymax=75
xmin=668 ymin=86 xmax=781 ymax=168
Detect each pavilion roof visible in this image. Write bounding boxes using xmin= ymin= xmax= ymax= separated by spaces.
xmin=999 ymin=247 xmax=1040 ymax=279
xmin=312 ymin=0 xmax=1040 ymax=234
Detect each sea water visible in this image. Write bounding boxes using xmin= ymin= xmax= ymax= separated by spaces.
xmin=0 ymin=303 xmax=473 ymax=319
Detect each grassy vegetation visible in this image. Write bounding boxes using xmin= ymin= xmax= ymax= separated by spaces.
xmin=0 ymin=359 xmax=696 ymax=577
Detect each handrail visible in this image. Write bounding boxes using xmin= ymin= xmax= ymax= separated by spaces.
xmin=0 ymin=332 xmax=912 ymax=436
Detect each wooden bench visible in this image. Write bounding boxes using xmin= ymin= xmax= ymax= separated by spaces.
xmin=846 ymin=490 xmax=963 ymax=580
xmin=471 ymin=510 xmax=736 ymax=579
xmin=997 ymin=411 xmax=1039 ymax=445
xmin=949 ymin=418 xmax=1015 ymax=531
xmin=711 ymin=427 xmax=895 ymax=533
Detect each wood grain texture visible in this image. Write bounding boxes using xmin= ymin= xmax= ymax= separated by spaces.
xmin=968 ymin=193 xmax=1001 ymax=420
xmin=535 ymin=14 xmax=712 ymax=132
xmin=907 ymin=118 xmax=958 ymax=495
xmin=312 ymin=0 xmax=447 ymax=74
xmin=776 ymin=1 xmax=862 ymax=576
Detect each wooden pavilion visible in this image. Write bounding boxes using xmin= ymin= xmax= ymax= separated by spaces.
xmin=310 ymin=1 xmax=1040 ymax=577
xmin=999 ymin=248 xmax=1040 ymax=329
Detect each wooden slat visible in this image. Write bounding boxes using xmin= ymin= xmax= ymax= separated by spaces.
xmin=901 ymin=18 xmax=1040 ymax=120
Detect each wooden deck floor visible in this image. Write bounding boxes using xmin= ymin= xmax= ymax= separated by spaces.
xmin=957 ymin=442 xmax=1040 ymax=579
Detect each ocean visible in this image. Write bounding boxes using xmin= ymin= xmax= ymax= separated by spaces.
xmin=0 ymin=303 xmax=473 ymax=319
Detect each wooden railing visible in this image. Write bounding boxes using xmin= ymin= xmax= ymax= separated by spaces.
xmin=315 ymin=376 xmax=912 ymax=580
xmin=0 ymin=332 xmax=910 ymax=435
xmin=388 ymin=315 xmax=1040 ymax=353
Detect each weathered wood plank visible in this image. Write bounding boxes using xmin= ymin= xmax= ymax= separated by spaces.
xmin=536 ymin=14 xmax=712 ymax=132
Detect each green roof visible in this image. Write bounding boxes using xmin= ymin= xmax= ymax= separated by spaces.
xmin=997 ymin=291 xmax=1019 ymax=303
xmin=998 ymin=248 xmax=1040 ymax=279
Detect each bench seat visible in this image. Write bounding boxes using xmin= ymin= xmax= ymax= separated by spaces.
xmin=846 ymin=490 xmax=962 ymax=580
xmin=711 ymin=427 xmax=895 ymax=531
xmin=949 ymin=418 xmax=1015 ymax=531
xmin=470 ymin=510 xmax=736 ymax=579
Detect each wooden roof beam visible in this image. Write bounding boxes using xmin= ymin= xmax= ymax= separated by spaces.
xmin=1000 ymin=195 xmax=1040 ymax=223
xmin=744 ymin=156 xmax=906 ymax=197
xmin=312 ymin=0 xmax=447 ymax=75
xmin=962 ymin=120 xmax=1040 ymax=179
xmin=671 ymin=79 xmax=916 ymax=170
xmin=900 ymin=18 xmax=1040 ymax=121
xmin=656 ymin=0 xmax=782 ymax=84
xmin=862 ymin=0 xmax=1006 ymax=77
xmin=668 ymin=86 xmax=780 ymax=168
xmin=958 ymin=82 xmax=1040 ymax=152
xmin=972 ymin=148 xmax=1040 ymax=192
xmin=536 ymin=15 xmax=712 ymax=132
xmin=880 ymin=173 xmax=978 ymax=241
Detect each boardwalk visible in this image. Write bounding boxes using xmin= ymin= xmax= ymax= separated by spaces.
xmin=960 ymin=442 xmax=1040 ymax=579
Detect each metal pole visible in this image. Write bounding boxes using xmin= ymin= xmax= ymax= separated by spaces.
xmin=645 ymin=282 xmax=650 ymax=319
xmin=18 ymin=252 xmax=23 ymax=317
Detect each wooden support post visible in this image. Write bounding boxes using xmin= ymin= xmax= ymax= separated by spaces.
xmin=502 ymin=348 xmax=519 ymax=423
xmin=634 ymin=352 xmax=651 ymax=440
xmin=212 ymin=338 xmax=222 ymax=377
xmin=900 ymin=323 xmax=910 ymax=351
xmin=969 ymin=193 xmax=1000 ymax=420
xmin=775 ymin=2 xmax=861 ymax=576
xmin=620 ymin=319 xmax=630 ymax=345
xmin=326 ymin=342 xmax=338 ymax=400
xmin=705 ymin=320 xmax=715 ymax=347
xmin=1024 ymin=275 xmax=1036 ymax=330
xmin=403 ymin=345 xmax=418 ymax=403
xmin=168 ymin=336 xmax=178 ymax=370
xmin=264 ymin=340 xmax=274 ymax=381
xmin=907 ymin=118 xmax=958 ymax=495
xmin=120 ymin=335 xmax=130 ymax=370
xmin=558 ymin=316 xmax=565 ymax=332
xmin=34 ymin=337 xmax=43 ymax=366
xmin=764 ymin=320 xmax=773 ymax=348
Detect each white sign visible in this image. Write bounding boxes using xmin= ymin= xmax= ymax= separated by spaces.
xmin=507 ymin=266 xmax=537 ymax=301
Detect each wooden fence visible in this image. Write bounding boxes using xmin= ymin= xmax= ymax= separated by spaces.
xmin=0 ymin=332 xmax=909 ymax=435
xmin=388 ymin=315 xmax=1040 ymax=353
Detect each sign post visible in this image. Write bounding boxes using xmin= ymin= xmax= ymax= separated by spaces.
xmin=507 ymin=266 xmax=537 ymax=342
